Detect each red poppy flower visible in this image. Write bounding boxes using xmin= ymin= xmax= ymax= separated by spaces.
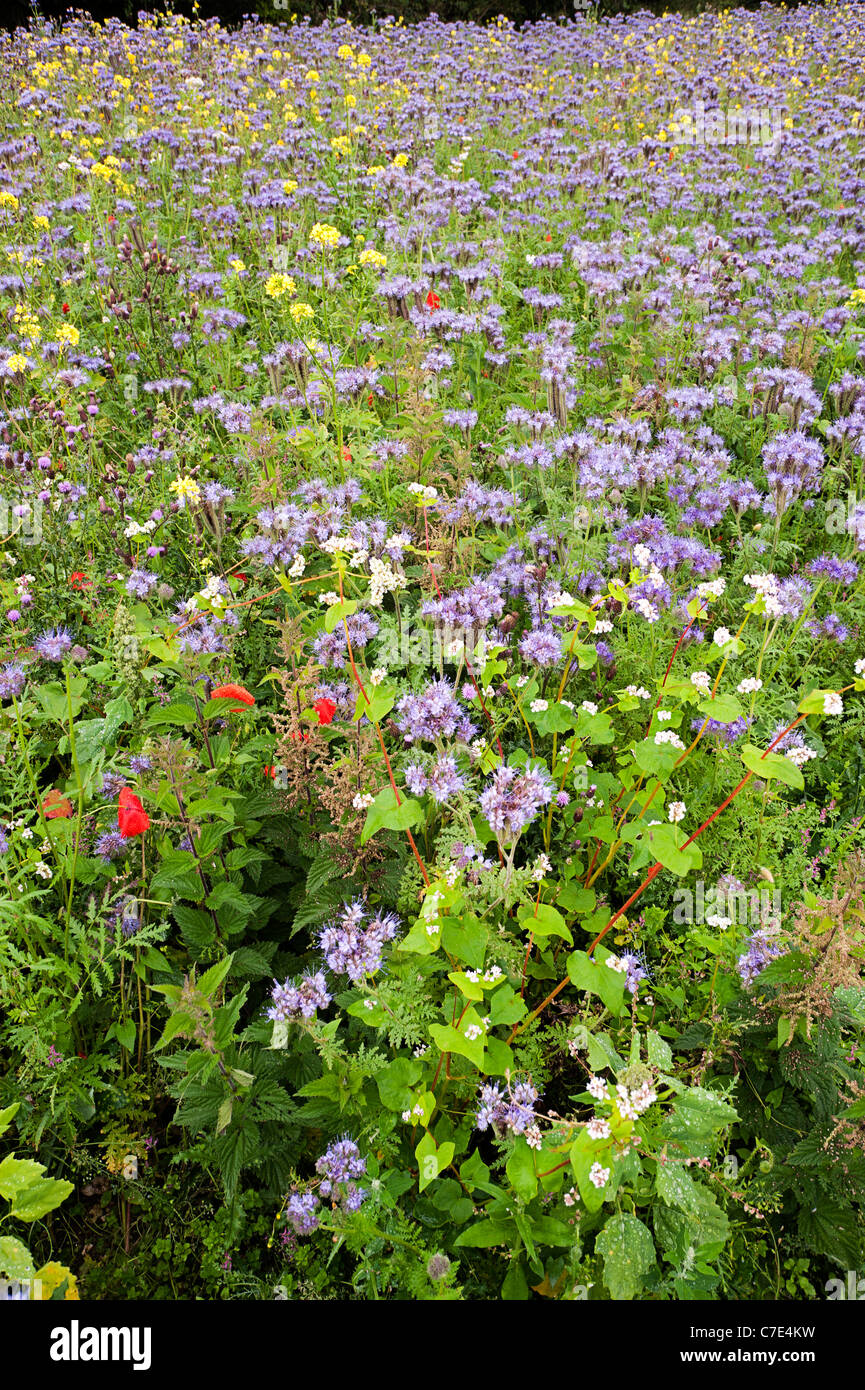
xmin=426 ymin=290 xmax=440 ymax=310
xmin=69 ymin=571 xmax=92 ymax=590
xmin=118 ymin=787 xmax=150 ymax=838
xmin=233 ymin=572 xmax=248 ymax=586
xmin=43 ymin=789 xmax=73 ymax=819
xmin=368 ymin=392 xmax=374 ymax=408
xmin=62 ymin=303 xmax=70 ymax=314
xmin=211 ymin=683 xmax=256 ymax=712
xmin=341 ymin=445 xmax=352 ymax=462
xmin=314 ymin=697 xmax=337 ymax=725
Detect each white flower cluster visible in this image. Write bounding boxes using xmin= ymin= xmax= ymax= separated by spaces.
xmin=369 ymin=556 xmax=407 ymax=606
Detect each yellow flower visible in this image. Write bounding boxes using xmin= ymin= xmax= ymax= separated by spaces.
xmin=359 ymin=248 xmax=387 ymax=270
xmin=5 ymin=353 xmax=30 ymax=374
xmin=391 ymin=152 xmax=409 ymax=168
xmin=337 ymin=44 xmax=355 ymax=61
xmin=309 ymin=221 xmax=341 ymax=251
xmin=229 ymin=258 xmax=245 ymax=273
xmin=304 ymin=69 xmax=319 ymax=83
xmin=289 ymin=301 xmax=314 ymax=324
xmin=282 ymin=178 xmax=298 ymax=194
xmin=265 ymin=273 xmax=296 ymax=299
xmin=57 ymin=323 xmax=80 ymax=346
xmin=0 ymin=191 xmax=19 ymax=210
xmin=169 ymin=475 xmax=202 ymax=505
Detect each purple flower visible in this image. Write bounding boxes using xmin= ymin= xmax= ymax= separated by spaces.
xmin=318 ymin=901 xmax=399 ymax=982
xmin=286 ymin=1192 xmax=320 ymax=1235
xmin=426 ymin=754 xmax=465 ymax=804
xmin=94 ymin=831 xmax=128 ymax=863
xmin=315 ymin=1137 xmax=367 ymax=1213
xmin=737 ymin=930 xmax=785 ymax=987
xmin=479 ymin=762 xmax=553 ymax=842
xmin=267 ymin=971 xmax=331 ymax=1022
xmin=0 ymin=662 xmax=26 ymax=699
xmin=476 ymin=1079 xmax=538 ymax=1135
xmin=33 ymin=627 xmax=73 ymax=662
xmin=519 ymin=626 xmax=562 ymax=666
xmin=395 ymin=679 xmax=477 ymax=746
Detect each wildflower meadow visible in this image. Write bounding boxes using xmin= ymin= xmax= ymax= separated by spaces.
xmin=1 ymin=0 xmax=865 ymax=1319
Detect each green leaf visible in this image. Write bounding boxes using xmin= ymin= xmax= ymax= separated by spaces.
xmin=0 ymin=1154 xmax=45 ymax=1201
xmin=697 ymin=693 xmax=744 ymax=723
xmin=596 ymin=1213 xmax=656 ymax=1300
xmin=442 ymin=915 xmax=488 ymax=969
xmin=640 ymin=822 xmax=702 ymax=876
xmin=416 ymin=1132 xmax=455 ymax=1192
xmin=0 ymin=1102 xmax=20 ymax=1139
xmin=361 ymin=786 xmax=423 ymax=844
xmin=9 ymin=1178 xmax=74 ymax=1222
xmin=506 ymin=1137 xmax=538 ymax=1202
xmin=429 ymin=1014 xmax=485 ymax=1070
xmin=740 ymin=743 xmax=805 ymax=789
xmin=797 ymin=688 xmax=838 ymax=716
xmin=146 ymin=702 xmax=198 ymax=728
xmin=566 ymin=948 xmax=627 ymax=1016
xmin=656 ymin=1163 xmax=704 ymax=1215
xmin=454 ymin=1219 xmax=515 ymax=1248
xmin=517 ymin=902 xmax=573 ymax=944
xmin=324 ymin=598 xmax=359 ymax=633
xmin=115 ymin=1019 xmax=136 ymax=1052
xmin=647 ymin=1029 xmax=673 ymax=1071
xmin=377 ymin=1057 xmax=423 ymax=1112
xmin=502 ymin=1259 xmax=529 ymax=1300
xmin=0 ymin=1236 xmax=35 ymax=1280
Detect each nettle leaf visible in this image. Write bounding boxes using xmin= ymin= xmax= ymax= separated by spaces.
xmin=596 ymin=1213 xmax=657 ymax=1300
xmin=517 ymin=902 xmax=573 ymax=944
xmin=566 ymin=948 xmax=627 ymax=1016
xmin=647 ymin=1029 xmax=674 ymax=1071
xmin=361 ymin=785 xmax=423 ymax=844
xmin=740 ymin=743 xmax=805 ymax=789
xmin=655 ymin=1162 xmax=704 ymax=1215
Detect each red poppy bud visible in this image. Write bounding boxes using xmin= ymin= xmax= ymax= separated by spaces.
xmin=426 ymin=290 xmax=440 ymax=310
